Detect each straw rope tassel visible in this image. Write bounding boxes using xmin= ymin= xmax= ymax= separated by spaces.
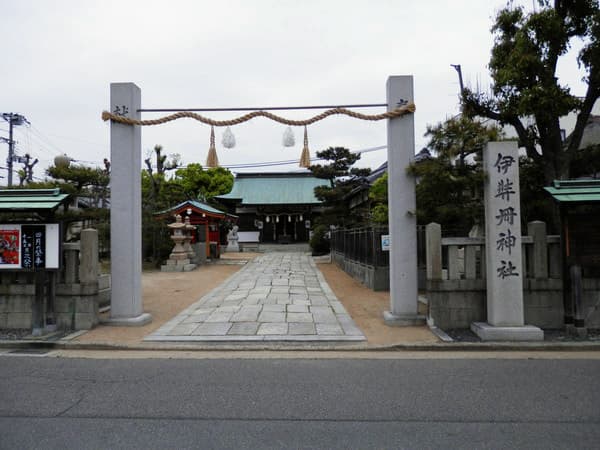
xmin=299 ymin=126 xmax=311 ymax=168
xmin=206 ymin=126 xmax=219 ymax=167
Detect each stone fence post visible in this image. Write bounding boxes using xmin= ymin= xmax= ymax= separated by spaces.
xmin=63 ymin=242 xmax=80 ymax=284
xmin=80 ymin=228 xmax=99 ymax=285
xmin=426 ymin=222 xmax=442 ymax=280
xmin=527 ymin=221 xmax=548 ymax=279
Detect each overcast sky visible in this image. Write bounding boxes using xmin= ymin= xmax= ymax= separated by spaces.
xmin=0 ymin=0 xmax=589 ymax=183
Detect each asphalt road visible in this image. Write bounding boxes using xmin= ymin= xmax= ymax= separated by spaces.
xmin=1 ymin=355 xmax=599 ymax=449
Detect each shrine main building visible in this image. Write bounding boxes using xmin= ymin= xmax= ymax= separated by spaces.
xmin=217 ymin=172 xmax=326 ymax=243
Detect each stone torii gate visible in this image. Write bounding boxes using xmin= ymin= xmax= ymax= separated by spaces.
xmin=105 ymin=76 xmax=423 ymax=326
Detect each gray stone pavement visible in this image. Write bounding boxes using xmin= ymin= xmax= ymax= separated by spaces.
xmin=145 ymin=253 xmax=366 ymax=342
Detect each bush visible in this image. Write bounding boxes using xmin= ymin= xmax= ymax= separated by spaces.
xmin=309 ymin=225 xmax=330 ymax=256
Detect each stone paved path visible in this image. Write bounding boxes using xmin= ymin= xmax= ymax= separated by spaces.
xmin=145 ymin=253 xmax=365 ymax=342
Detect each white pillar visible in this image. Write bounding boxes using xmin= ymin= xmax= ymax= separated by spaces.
xmin=106 ymin=83 xmax=151 ymax=326
xmin=383 ymin=76 xmax=424 ymax=326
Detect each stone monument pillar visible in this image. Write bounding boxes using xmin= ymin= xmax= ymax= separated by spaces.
xmin=471 ymin=141 xmax=543 ymax=341
xmin=106 ymin=82 xmax=151 ymax=326
xmin=383 ymin=76 xmax=425 ymax=326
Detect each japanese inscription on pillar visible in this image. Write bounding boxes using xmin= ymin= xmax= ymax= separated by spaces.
xmin=483 ymin=141 xmax=525 ymax=326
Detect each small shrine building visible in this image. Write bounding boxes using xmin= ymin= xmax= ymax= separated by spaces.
xmin=155 ymin=199 xmax=236 ymax=257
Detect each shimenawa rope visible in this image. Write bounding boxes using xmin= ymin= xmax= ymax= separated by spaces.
xmin=101 ymin=103 xmax=415 ymax=127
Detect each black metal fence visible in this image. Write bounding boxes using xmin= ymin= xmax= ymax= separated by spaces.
xmin=330 ymin=225 xmax=426 ymax=269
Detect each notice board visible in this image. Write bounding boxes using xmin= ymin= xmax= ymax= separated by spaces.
xmin=0 ymin=224 xmax=60 ymax=270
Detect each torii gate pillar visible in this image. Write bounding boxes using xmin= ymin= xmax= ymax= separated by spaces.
xmin=105 ymin=82 xmax=151 ymax=326
xmin=384 ymin=76 xmax=425 ymax=326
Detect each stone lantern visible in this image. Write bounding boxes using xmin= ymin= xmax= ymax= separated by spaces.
xmin=183 ymin=215 xmax=196 ymax=260
xmin=161 ymin=214 xmax=196 ymax=272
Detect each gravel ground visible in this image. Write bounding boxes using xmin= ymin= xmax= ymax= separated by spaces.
xmin=0 ymin=329 xmax=32 ymax=340
xmin=445 ymin=328 xmax=600 ymax=342
xmin=0 ymin=328 xmax=71 ymax=341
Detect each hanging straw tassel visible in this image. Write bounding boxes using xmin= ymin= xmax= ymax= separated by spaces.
xmin=299 ymin=126 xmax=311 ymax=168
xmin=205 ymin=126 xmax=219 ymax=167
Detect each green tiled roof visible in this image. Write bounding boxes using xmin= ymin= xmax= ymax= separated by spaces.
xmin=544 ymin=179 xmax=600 ymax=203
xmin=217 ymin=173 xmax=325 ymax=205
xmin=0 ymin=188 xmax=70 ymax=212
xmin=155 ymin=199 xmax=228 ymax=217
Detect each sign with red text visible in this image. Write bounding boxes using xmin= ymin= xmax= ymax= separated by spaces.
xmin=0 ymin=224 xmax=60 ymax=270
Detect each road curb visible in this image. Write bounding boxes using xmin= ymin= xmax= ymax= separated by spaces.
xmin=2 ymin=338 xmax=600 ymax=353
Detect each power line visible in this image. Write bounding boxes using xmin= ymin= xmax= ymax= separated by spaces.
xmin=174 ymin=145 xmax=388 ymax=170
xmin=26 ymin=125 xmax=65 ymax=155
xmin=39 ymin=130 xmax=106 ymax=148
xmin=139 ymin=103 xmax=387 ymax=113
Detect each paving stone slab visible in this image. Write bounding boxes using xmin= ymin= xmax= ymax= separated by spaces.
xmin=270 ymin=287 xmax=290 ymax=294
xmin=190 ymin=308 xmax=216 ymax=315
xmin=330 ymin=302 xmax=346 ymax=314
xmin=290 ymin=288 xmax=308 ymax=295
xmin=287 ymin=304 xmax=309 ymax=313
xmin=312 ymin=312 xmax=338 ymax=323
xmin=240 ymin=298 xmax=261 ymax=306
xmin=258 ymin=311 xmax=286 ymax=323
xmin=288 ymin=322 xmax=316 ymax=335
xmin=262 ymin=304 xmax=286 ymax=312
xmin=291 ymin=299 xmax=310 ymax=306
xmin=205 ymin=311 xmax=234 ymax=323
xmin=286 ymin=312 xmax=313 ymax=323
xmin=168 ymin=324 xmax=199 ymax=335
xmin=340 ymin=322 xmax=364 ymax=336
xmin=230 ymin=307 xmax=261 ymax=322
xmin=215 ymin=305 xmax=240 ymax=312
xmin=309 ymin=298 xmax=330 ymax=306
xmin=249 ymin=287 xmax=271 ymax=294
xmin=181 ymin=313 xmax=211 ymax=324
xmin=228 ymin=322 xmax=260 ymax=335
xmin=191 ymin=322 xmax=232 ymax=336
xmin=316 ymin=323 xmax=344 ymax=335
xmin=257 ymin=323 xmax=288 ymax=335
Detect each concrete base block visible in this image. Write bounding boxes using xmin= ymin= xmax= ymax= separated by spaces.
xmin=383 ymin=311 xmax=426 ymax=327
xmin=569 ymin=327 xmax=588 ymax=338
xmin=101 ymin=312 xmax=152 ymax=327
xmin=183 ymin=264 xmax=197 ymax=272
xmin=161 ymin=265 xmax=183 ymax=272
xmin=471 ymin=322 xmax=544 ymax=341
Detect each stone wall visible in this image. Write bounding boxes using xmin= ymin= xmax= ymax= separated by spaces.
xmin=0 ymin=229 xmax=110 ymax=331
xmin=332 ymin=251 xmax=389 ymax=291
xmin=428 ymin=278 xmax=600 ymax=329
xmin=425 ymin=222 xmax=600 ymax=329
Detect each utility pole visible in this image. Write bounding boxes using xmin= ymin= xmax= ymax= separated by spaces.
xmin=450 ymin=64 xmax=464 ymax=94
xmin=1 ymin=113 xmax=29 ymax=187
